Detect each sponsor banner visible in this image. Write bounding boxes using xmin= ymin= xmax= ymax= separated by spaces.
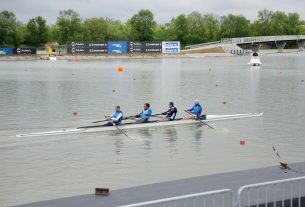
xmin=127 ymin=41 xmax=162 ymax=53
xmin=144 ymin=41 xmax=162 ymax=53
xmin=66 ymin=41 xmax=108 ymax=48
xmin=0 ymin=48 xmax=13 ymax=55
xmin=108 ymin=42 xmax=127 ymax=54
xmin=66 ymin=47 xmax=108 ymax=54
xmin=162 ymin=41 xmax=180 ymax=53
xmin=128 ymin=42 xmax=144 ymax=53
xmin=13 ymin=48 xmax=37 ymax=55
xmin=144 ymin=48 xmax=162 ymax=53
xmin=144 ymin=42 xmax=162 ymax=48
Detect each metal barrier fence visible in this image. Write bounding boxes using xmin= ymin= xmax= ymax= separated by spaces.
xmin=119 ymin=189 xmax=234 ymax=207
xmin=185 ymin=41 xmax=221 ymax=50
xmin=237 ymin=176 xmax=305 ymax=207
xmin=118 ymin=177 xmax=305 ymax=207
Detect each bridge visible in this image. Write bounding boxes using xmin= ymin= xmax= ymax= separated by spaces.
xmin=186 ymin=35 xmax=305 ymax=53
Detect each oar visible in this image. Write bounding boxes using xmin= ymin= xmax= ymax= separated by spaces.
xmin=185 ymin=110 xmax=214 ymax=129
xmin=151 ymin=113 xmax=163 ymax=117
xmin=93 ymin=113 xmax=163 ymax=123
xmin=111 ymin=122 xmax=133 ymax=139
xmin=92 ymin=119 xmax=108 ymax=124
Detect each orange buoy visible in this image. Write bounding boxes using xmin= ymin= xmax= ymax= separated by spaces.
xmin=240 ymin=139 xmax=245 ymax=145
xmin=117 ymin=67 xmax=123 ymax=73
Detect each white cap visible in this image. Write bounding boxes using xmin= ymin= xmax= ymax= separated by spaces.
xmin=194 ymin=99 xmax=200 ymax=104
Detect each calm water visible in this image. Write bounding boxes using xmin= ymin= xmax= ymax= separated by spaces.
xmin=1 ymin=52 xmax=305 ymax=206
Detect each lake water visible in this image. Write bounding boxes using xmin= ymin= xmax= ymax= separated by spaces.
xmin=0 ymin=52 xmax=305 ymax=206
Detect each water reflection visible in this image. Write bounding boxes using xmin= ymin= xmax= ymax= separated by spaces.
xmin=163 ymin=126 xmax=178 ymax=143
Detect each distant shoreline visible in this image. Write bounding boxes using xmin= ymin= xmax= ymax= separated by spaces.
xmin=1 ymin=49 xmax=304 ymax=61
xmin=0 ymin=53 xmax=234 ymax=61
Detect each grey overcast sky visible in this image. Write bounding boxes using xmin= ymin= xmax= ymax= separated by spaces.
xmin=1 ymin=0 xmax=305 ymax=24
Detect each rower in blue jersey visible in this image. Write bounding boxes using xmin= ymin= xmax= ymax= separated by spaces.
xmin=135 ymin=103 xmax=152 ymax=123
xmin=185 ymin=99 xmax=206 ymax=120
xmin=103 ymin=105 xmax=123 ymax=126
xmin=161 ymin=101 xmax=178 ymax=121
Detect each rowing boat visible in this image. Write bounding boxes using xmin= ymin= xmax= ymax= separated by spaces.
xmin=16 ymin=112 xmax=263 ymax=138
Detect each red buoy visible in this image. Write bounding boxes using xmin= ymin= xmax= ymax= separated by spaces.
xmin=301 ymin=80 xmax=304 ymax=83
xmin=223 ymin=101 xmax=227 ymax=105
xmin=240 ymin=139 xmax=245 ymax=145
xmin=73 ymin=112 xmax=78 ymax=116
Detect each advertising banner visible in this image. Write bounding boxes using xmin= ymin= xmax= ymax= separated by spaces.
xmin=13 ymin=48 xmax=37 ymax=55
xmin=66 ymin=41 xmax=108 ymax=48
xmin=0 ymin=48 xmax=13 ymax=55
xmin=162 ymin=41 xmax=180 ymax=53
xmin=128 ymin=42 xmax=144 ymax=53
xmin=128 ymin=41 xmax=162 ymax=53
xmin=66 ymin=48 xmax=108 ymax=54
xmin=144 ymin=41 xmax=162 ymax=53
xmin=108 ymin=42 xmax=127 ymax=54
xmin=66 ymin=41 xmax=108 ymax=54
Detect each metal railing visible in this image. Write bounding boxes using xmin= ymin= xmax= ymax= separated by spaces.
xmin=118 ymin=189 xmax=234 ymax=207
xmin=185 ymin=41 xmax=221 ymax=49
xmin=237 ymin=176 xmax=305 ymax=207
xmin=118 ymin=176 xmax=305 ymax=207
xmin=221 ymin=35 xmax=305 ymax=44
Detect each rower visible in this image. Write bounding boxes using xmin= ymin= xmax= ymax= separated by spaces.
xmin=161 ymin=101 xmax=177 ymax=121
xmin=185 ymin=99 xmax=206 ymax=120
xmin=135 ymin=103 xmax=152 ymax=123
xmin=103 ymin=105 xmax=123 ymax=126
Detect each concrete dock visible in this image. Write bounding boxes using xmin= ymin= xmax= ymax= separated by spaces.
xmin=15 ymin=162 xmax=305 ymax=207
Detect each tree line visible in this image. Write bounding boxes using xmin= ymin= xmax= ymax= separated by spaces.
xmin=1 ymin=9 xmax=305 ymax=48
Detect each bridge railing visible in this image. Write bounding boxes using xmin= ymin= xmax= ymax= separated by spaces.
xmin=221 ymin=35 xmax=305 ymax=44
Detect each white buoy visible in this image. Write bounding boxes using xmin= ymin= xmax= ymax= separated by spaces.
xmin=248 ymin=52 xmax=261 ymax=66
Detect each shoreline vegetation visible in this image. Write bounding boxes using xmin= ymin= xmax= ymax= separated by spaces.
xmin=1 ymin=9 xmax=305 ymax=50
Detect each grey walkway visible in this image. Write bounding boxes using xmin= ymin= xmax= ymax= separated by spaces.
xmin=15 ymin=162 xmax=305 ymax=207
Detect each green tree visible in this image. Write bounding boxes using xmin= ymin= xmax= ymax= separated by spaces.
xmin=220 ymin=14 xmax=251 ymax=38
xmin=107 ymin=19 xmax=134 ymax=41
xmin=252 ymin=9 xmax=274 ymax=36
xmin=0 ymin=10 xmax=19 ymax=46
xmin=203 ymin=14 xmax=220 ymax=41
xmin=152 ymin=23 xmax=176 ymax=41
xmin=48 ymin=25 xmax=60 ymax=42
xmin=25 ymin=16 xmax=48 ymax=46
xmin=270 ymin=11 xmax=288 ymax=35
xmin=286 ymin=12 xmax=301 ymax=35
xmin=56 ymin=9 xmax=83 ymax=43
xmin=129 ymin=9 xmax=156 ymax=41
xmin=83 ymin=17 xmax=108 ymax=41
xmin=172 ymin=14 xmax=188 ymax=44
xmin=185 ymin=12 xmax=206 ymax=44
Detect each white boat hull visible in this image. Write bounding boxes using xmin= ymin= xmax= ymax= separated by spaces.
xmin=16 ymin=113 xmax=263 ymax=138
